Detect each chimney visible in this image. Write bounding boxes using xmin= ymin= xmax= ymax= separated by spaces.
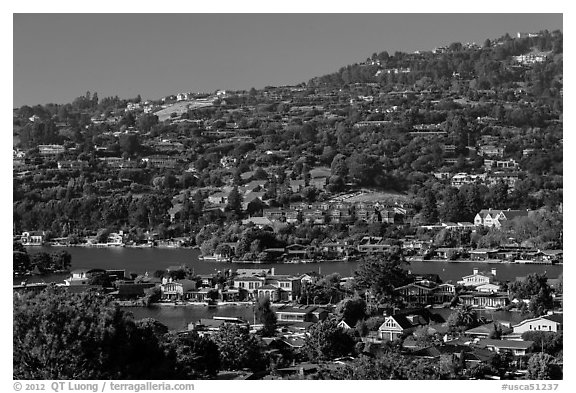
xmin=473 ymin=268 xmax=479 ymax=275
xmin=491 ymin=268 xmax=497 ymax=276
xmin=271 ymin=267 xmax=275 ymax=276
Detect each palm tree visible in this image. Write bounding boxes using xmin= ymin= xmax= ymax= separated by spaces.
xmin=458 ymin=305 xmax=478 ymax=328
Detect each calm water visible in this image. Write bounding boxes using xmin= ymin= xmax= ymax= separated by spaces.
xmin=20 ymin=246 xmax=562 ymax=284
xmin=18 ymin=246 xmax=562 ymax=331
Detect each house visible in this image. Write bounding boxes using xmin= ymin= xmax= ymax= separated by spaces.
xmin=479 ymin=145 xmax=504 ymax=157
xmin=263 ymin=208 xmax=286 ymax=222
xmin=486 ymin=172 xmax=521 ymax=190
xmin=241 ymin=216 xmax=272 ymax=228
xmin=459 ymin=292 xmax=509 ymax=309
xmin=64 ymin=269 xmax=106 ymax=286
xmin=160 ymin=278 xmax=197 ymax=300
xmin=337 ymin=319 xmax=355 ymax=331
xmin=233 ymin=276 xmax=266 ymax=295
xmin=57 ymin=160 xmax=88 ymax=171
xmin=433 ymin=283 xmax=456 ymax=304
xmin=378 ymin=313 xmax=429 ymax=341
xmin=310 ymin=176 xmax=328 ymax=190
xmin=265 ymin=275 xmax=302 ymax=301
xmin=289 ymin=180 xmax=305 ymax=193
xmin=476 ymin=283 xmax=501 ymax=293
xmin=241 ymin=191 xmax=266 ymax=210
xmin=476 ymin=339 xmax=534 ymax=357
xmin=451 ymin=173 xmax=485 ymax=188
xmin=142 ymin=155 xmax=179 ymax=169
xmin=275 ymin=305 xmax=327 ymax=323
xmin=255 ymin=284 xmax=281 ymax=302
xmin=469 ymin=248 xmax=500 ymax=260
xmin=284 ymin=244 xmax=314 ymax=260
xmin=208 ymin=191 xmax=229 ymax=205
xmin=38 ymin=144 xmax=66 ymax=156
xmin=474 ymin=209 xmax=502 ymax=227
xmin=20 ymin=231 xmax=44 ymax=246
xmin=394 ymin=280 xmax=438 ymax=306
xmin=458 ymin=268 xmax=497 ymax=287
xmin=493 ymin=209 xmax=531 ymax=228
xmin=512 ymin=314 xmax=563 ymax=334
xmin=464 ymin=322 xmax=511 ymax=339
xmin=357 ymin=237 xmax=394 ymax=253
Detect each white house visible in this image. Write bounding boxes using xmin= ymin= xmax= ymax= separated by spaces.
xmin=458 ymin=268 xmax=497 ymax=287
xmin=512 ymin=314 xmax=563 ymax=335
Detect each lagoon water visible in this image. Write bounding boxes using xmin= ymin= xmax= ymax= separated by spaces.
xmin=19 ymin=246 xmax=562 ymax=331
xmin=21 ymin=246 xmax=562 ymax=284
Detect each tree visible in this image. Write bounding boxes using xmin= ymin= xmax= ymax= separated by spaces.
xmin=421 ymin=190 xmax=439 ymax=224
xmin=302 ymin=318 xmax=356 ymax=361
xmin=335 ymin=296 xmax=367 ymax=327
xmin=353 ymin=249 xmax=410 ymax=304
xmin=162 ymin=331 xmax=220 ymax=378
xmin=521 ymin=331 xmax=562 ymax=357
xmin=527 ymin=353 xmax=562 ymax=380
xmin=225 ymin=187 xmax=243 ymax=216
xmin=509 ymin=274 xmax=553 ymax=316
xmin=50 ymin=250 xmax=71 ymax=271
xmin=330 ymin=154 xmax=348 ymax=177
xmin=14 ymin=287 xmax=183 ymax=379
xmin=29 ymin=252 xmax=52 ymax=274
xmin=255 ymin=296 xmax=277 ymax=336
xmin=118 ymin=133 xmax=140 ymax=156
xmin=211 ymin=324 xmax=266 ymax=372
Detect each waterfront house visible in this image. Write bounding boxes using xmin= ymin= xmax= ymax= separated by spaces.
xmin=186 ymin=288 xmax=213 ymax=302
xmin=458 ymin=268 xmax=497 ymax=287
xmin=284 ymin=244 xmax=314 ymax=260
xmin=433 ymin=283 xmax=456 ymax=304
xmin=233 ymin=276 xmax=266 ymax=296
xmin=512 ymin=313 xmax=563 ymax=334
xmin=394 ymin=280 xmax=438 ymax=306
xmin=256 ymin=284 xmax=280 ymax=302
xmin=65 ymin=269 xmax=106 ymax=286
xmin=20 ymin=231 xmax=44 ymax=246
xmin=160 ymin=278 xmax=197 ymax=301
xmin=469 ymin=248 xmax=500 ymax=260
xmin=236 ymin=268 xmax=275 ymax=276
xmin=357 ymin=237 xmax=394 ymax=254
xmin=476 ymin=283 xmax=501 ymax=293
xmin=275 ymin=305 xmax=327 ymax=323
xmin=459 ymin=291 xmax=509 ymax=309
xmin=265 ymin=275 xmax=302 ymax=301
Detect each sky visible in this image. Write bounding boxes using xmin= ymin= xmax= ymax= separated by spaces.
xmin=13 ymin=13 xmax=562 ymax=107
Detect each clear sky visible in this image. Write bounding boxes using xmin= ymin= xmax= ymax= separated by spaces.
xmin=13 ymin=13 xmax=562 ymax=107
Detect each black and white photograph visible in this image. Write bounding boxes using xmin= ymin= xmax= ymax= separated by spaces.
xmin=10 ymin=6 xmax=566 ymax=385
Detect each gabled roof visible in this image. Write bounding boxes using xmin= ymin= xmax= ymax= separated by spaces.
xmin=477 ymin=339 xmax=534 ymax=350
xmin=409 ymin=346 xmax=442 ymax=358
xmin=498 ymin=210 xmax=530 ymax=220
